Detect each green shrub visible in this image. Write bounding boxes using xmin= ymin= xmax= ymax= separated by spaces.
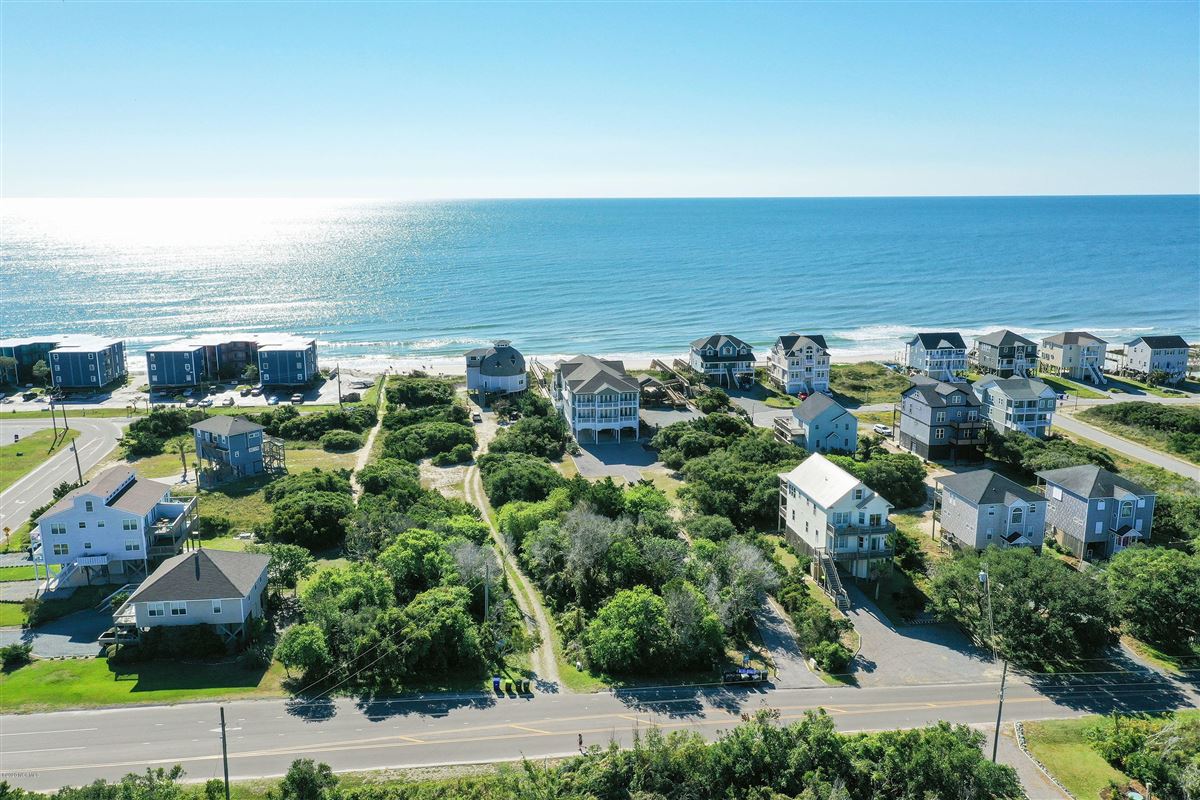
xmin=1 ymin=642 xmax=33 ymax=671
xmin=319 ymin=429 xmax=362 ymax=452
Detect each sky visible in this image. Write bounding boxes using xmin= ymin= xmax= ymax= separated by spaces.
xmin=1 ymin=1 xmax=1197 ymax=198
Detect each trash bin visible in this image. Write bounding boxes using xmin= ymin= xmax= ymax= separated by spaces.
xmin=493 ymin=676 xmax=501 ymax=693
xmin=522 ymin=678 xmax=531 ymax=694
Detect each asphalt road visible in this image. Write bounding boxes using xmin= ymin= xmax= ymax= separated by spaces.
xmin=1054 ymin=410 xmax=1200 ymax=479
xmin=1 ymin=669 xmax=1196 ymax=791
xmin=0 ymin=416 xmax=130 ymax=536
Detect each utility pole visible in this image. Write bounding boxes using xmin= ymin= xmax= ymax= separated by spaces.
xmin=70 ymin=440 xmax=83 ymax=483
xmin=49 ymin=399 xmax=60 ymax=442
xmin=980 ymin=565 xmax=1008 ymax=763
xmin=180 ymin=441 xmax=190 ymax=482
xmin=219 ymin=706 xmax=231 ymax=800
xmin=337 ymin=363 xmax=343 ymax=410
xmin=483 ymin=560 xmax=490 ymax=621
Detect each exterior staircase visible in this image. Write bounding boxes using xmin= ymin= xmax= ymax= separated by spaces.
xmin=1087 ymin=363 xmax=1107 ymax=385
xmin=723 ymin=363 xmax=737 ymax=388
xmin=818 ymin=551 xmax=851 ymax=613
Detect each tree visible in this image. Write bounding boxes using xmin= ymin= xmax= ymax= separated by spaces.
xmin=1106 ymin=546 xmax=1200 ymax=648
xmin=1150 ymin=491 xmax=1200 ymax=548
xmin=267 ymin=491 xmax=355 ymax=550
xmin=662 ymin=580 xmax=724 ymax=667
xmin=829 ymin=452 xmax=927 ymax=509
xmin=249 ymin=542 xmax=315 ymax=595
xmin=355 ymin=458 xmax=421 ymax=496
xmin=0 ymin=354 xmax=17 ymax=384
xmin=928 ymin=546 xmax=1114 ymax=665
xmin=264 ymin=469 xmax=352 ymax=502
xmin=585 ymin=586 xmax=670 ymax=673
xmin=318 ymin=429 xmax=362 ymax=452
xmin=274 ymin=623 xmax=332 ymax=677
xmin=477 ymin=452 xmax=566 ymax=506
xmin=279 ymin=759 xmax=338 ymax=800
xmin=31 ymin=359 xmax=50 ymax=387
xmin=695 ymin=387 xmax=730 ymax=414
xmin=242 ymin=364 xmax=259 ymax=384
xmin=685 ymin=514 xmax=737 ymax=541
xmin=378 ymin=529 xmax=457 ymax=602
xmin=489 ymin=414 xmax=571 ymax=459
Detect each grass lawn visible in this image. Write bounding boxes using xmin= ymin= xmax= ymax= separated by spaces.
xmin=0 ymin=428 xmax=80 ymax=493
xmin=1034 ymin=373 xmax=1107 ymax=400
xmin=829 ymin=362 xmax=911 ymax=407
xmin=1103 ymin=376 xmax=1188 ymax=399
xmin=853 ymin=409 xmax=895 ymax=430
xmin=762 ymin=533 xmax=800 ymax=572
xmin=178 ymin=476 xmax=275 ymax=531
xmin=0 ymin=601 xmax=26 ymax=626
xmin=641 ymin=466 xmax=683 ymax=502
xmin=1122 ymin=635 xmax=1200 ymax=676
xmin=0 ymin=657 xmax=289 ymax=713
xmin=1022 ymin=717 xmax=1128 ymax=799
xmin=2 ymin=521 xmax=33 ymax=553
xmin=764 ymin=395 xmax=799 ymax=408
xmin=0 ymin=564 xmax=37 ymax=582
xmin=1077 ymin=406 xmax=1200 ymax=465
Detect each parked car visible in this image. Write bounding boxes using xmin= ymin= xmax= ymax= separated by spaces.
xmin=222 ymin=397 xmax=236 ymax=407
xmin=198 ymin=398 xmax=214 ymax=408
xmin=267 ymin=395 xmax=280 ymax=406
xmin=239 ymin=387 xmax=251 ymax=397
xmin=185 ymin=398 xmax=198 ymax=408
xmin=182 ymin=389 xmax=193 ymax=397
xmin=250 ymin=387 xmax=264 ymax=397
xmin=290 ymin=393 xmax=303 ymax=404
xmin=471 ymin=412 xmax=483 ymax=423
xmin=872 ymin=423 xmax=893 ymax=436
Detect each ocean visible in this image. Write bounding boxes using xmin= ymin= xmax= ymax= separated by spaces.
xmin=2 ymin=196 xmax=1197 ymax=369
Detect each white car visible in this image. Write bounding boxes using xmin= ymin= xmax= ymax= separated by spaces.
xmin=267 ymin=396 xmax=280 ymax=406
xmin=872 ymin=423 xmax=893 ymax=437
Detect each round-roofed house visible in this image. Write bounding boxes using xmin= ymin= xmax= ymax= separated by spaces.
xmin=464 ymin=340 xmax=527 ymax=395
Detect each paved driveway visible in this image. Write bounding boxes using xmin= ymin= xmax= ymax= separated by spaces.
xmin=756 ymin=597 xmax=825 ymax=688
xmin=844 ymin=584 xmax=1001 ymax=686
xmin=0 ymin=609 xmax=109 ymax=658
xmin=574 ymin=441 xmax=660 ymax=482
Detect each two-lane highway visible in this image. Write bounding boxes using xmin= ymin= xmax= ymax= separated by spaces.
xmin=2 ymin=670 xmax=1196 ymax=791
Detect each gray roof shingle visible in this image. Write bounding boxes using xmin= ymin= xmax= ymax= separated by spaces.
xmin=937 ymin=469 xmax=1042 ymax=506
xmin=976 ymin=329 xmax=1037 ymax=348
xmin=972 ymin=376 xmax=1056 ymax=401
xmin=1042 ymin=331 xmax=1107 ymax=347
xmin=774 ymin=333 xmax=829 ymax=355
xmin=791 ymin=393 xmax=849 ymax=423
xmin=556 ymin=355 xmax=640 ymax=394
xmin=42 ymin=466 xmax=168 ymax=518
xmin=901 ymin=377 xmax=980 ymax=408
xmin=690 ymin=334 xmax=754 ymax=361
xmin=189 ymin=416 xmax=265 ymax=436
xmin=1036 ymin=465 xmax=1153 ymax=499
xmin=127 ymin=550 xmax=269 ymax=604
xmin=1127 ymin=335 xmax=1190 ymax=350
xmin=909 ymin=332 xmax=966 ymax=350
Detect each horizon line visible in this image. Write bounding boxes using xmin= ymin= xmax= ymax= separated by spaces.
xmin=2 ymin=192 xmax=1198 ymax=203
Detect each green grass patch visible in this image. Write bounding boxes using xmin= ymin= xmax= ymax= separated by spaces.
xmin=1122 ymin=635 xmax=1200 ymax=676
xmin=0 ymin=657 xmax=289 ymax=713
xmin=178 ymin=476 xmax=275 ymax=531
xmin=1077 ymin=405 xmax=1200 ymax=465
xmin=0 ymin=601 xmax=26 ymax=627
xmin=829 ymin=362 xmax=911 ymax=407
xmin=2 ymin=522 xmax=33 ymax=554
xmin=1022 ymin=717 xmax=1129 ymax=799
xmin=1035 ymin=373 xmax=1108 ymax=399
xmin=1102 ymin=376 xmax=1184 ymax=399
xmin=0 ymin=565 xmax=36 ymax=582
xmin=0 ymin=428 xmax=80 ymax=493
xmin=764 ymin=395 xmax=799 ymax=409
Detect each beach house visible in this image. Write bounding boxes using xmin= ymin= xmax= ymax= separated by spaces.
xmin=689 ymin=334 xmax=755 ymax=388
xmin=974 ymin=330 xmax=1038 ymax=377
xmin=933 ymin=470 xmax=1047 ymax=551
xmin=32 ymin=467 xmax=197 ymax=586
xmin=1037 ymin=465 xmax=1155 ymax=561
xmin=1117 ymin=335 xmax=1191 ymax=384
xmin=191 ymin=416 xmax=284 ymax=486
xmin=766 ymin=333 xmax=831 ymax=395
xmin=773 ymin=394 xmax=856 ymax=453
xmin=146 ymin=334 xmax=318 ymax=389
xmin=465 ymin=340 xmax=527 ymax=395
xmin=1040 ymin=331 xmax=1107 ymax=384
xmin=973 ymin=376 xmax=1057 ymax=439
xmin=897 ymin=377 xmax=985 ymax=462
xmin=903 ymin=332 xmax=967 ymax=381
xmin=109 ymin=550 xmax=269 ymax=645
xmin=778 ymin=454 xmax=894 ymax=607
xmin=553 ymin=355 xmax=641 ymax=443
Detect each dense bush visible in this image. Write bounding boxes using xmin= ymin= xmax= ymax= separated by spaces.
xmin=986 ymin=429 xmax=1116 ymax=477
xmin=477 ymin=452 xmax=566 ymax=507
xmin=1106 ymin=546 xmax=1200 ymax=648
xmin=386 ymin=376 xmax=457 ymax=408
xmin=267 ymin=491 xmax=355 ymax=550
xmin=584 ymin=585 xmax=671 ymax=673
xmin=777 ymin=566 xmax=853 ymax=672
xmin=695 ymin=387 xmax=731 ymax=414
xmin=121 ymin=408 xmax=199 ymax=456
xmin=277 ymin=405 xmax=377 ymax=441
xmin=383 ymin=402 xmax=469 ymax=430
xmin=383 ymin=421 xmax=476 ymax=461
xmin=828 ymin=452 xmax=928 ymax=509
xmin=1082 ymin=401 xmax=1200 ymax=462
xmin=355 ymin=458 xmax=420 ymax=495
xmin=318 ymin=429 xmax=362 ymax=452
xmin=1084 ymin=712 xmax=1200 ymax=799
xmin=264 ymin=469 xmax=352 ymax=502
xmin=431 ymin=443 xmax=474 ymax=466
xmin=489 ymin=414 xmax=571 ymax=459
xmin=130 ymin=625 xmax=227 ymax=660
xmin=1 ymin=642 xmax=33 ymax=671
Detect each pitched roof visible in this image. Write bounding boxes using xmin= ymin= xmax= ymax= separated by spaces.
xmin=556 ymin=355 xmax=640 ymax=394
xmin=126 ymin=549 xmax=269 ymax=604
xmin=1036 ymin=465 xmax=1152 ymax=499
xmin=1127 ymin=335 xmax=1190 ymax=350
xmin=189 ymin=415 xmax=264 ymax=436
xmin=972 ymin=376 xmax=1056 ymax=401
xmin=1042 ymin=331 xmax=1107 ymax=347
xmin=901 ymin=377 xmax=980 ymax=408
xmin=975 ymin=329 xmax=1037 ymax=348
xmin=780 ymin=453 xmax=892 ymax=508
xmin=937 ymin=469 xmax=1042 ymax=507
xmin=690 ymin=334 xmax=754 ymax=356
xmin=466 ymin=341 xmax=525 ymax=377
xmin=774 ymin=333 xmax=829 ymax=355
xmin=909 ymin=332 xmax=966 ymax=350
xmin=41 ymin=466 xmax=168 ymax=518
xmin=792 ymin=392 xmax=849 ymax=423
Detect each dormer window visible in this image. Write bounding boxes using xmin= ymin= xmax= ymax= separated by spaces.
xmin=853 ymin=488 xmax=864 ymax=500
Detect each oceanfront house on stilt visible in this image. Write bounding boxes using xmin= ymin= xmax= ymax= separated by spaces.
xmin=773 ymin=393 xmax=856 ymax=454
xmin=973 ymin=376 xmax=1058 ymax=439
xmin=932 ymin=470 xmax=1047 ymax=552
xmin=973 ymin=329 xmax=1038 ymax=377
xmin=688 ymin=334 xmax=755 ymax=388
xmin=1036 ymin=465 xmax=1155 ymax=562
xmin=107 ymin=550 xmax=269 ymax=647
xmin=903 ymin=332 xmax=967 ymax=381
xmin=0 ymin=335 xmax=127 ymax=389
xmin=766 ymin=333 xmax=831 ymax=395
xmin=778 ymin=453 xmax=894 ymax=610
xmin=465 ymin=340 xmax=527 ymax=395
xmin=32 ymin=467 xmax=197 ymax=589
xmin=553 ymin=355 xmax=641 ymax=443
xmin=190 ymin=416 xmax=285 ymax=486
xmin=1039 ymin=331 xmax=1107 ymax=384
xmin=1107 ymin=335 xmax=1191 ymax=384
xmin=897 ymin=376 xmax=985 ymax=463
xmin=145 ymin=333 xmax=318 ymax=390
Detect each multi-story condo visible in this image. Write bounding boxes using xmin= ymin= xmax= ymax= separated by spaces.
xmin=689 ymin=334 xmax=755 ymax=388
xmin=108 ymin=550 xmax=270 ymax=646
xmin=778 ymin=453 xmax=894 ymax=597
xmin=0 ymin=337 xmax=60 ymax=384
xmin=146 ymin=333 xmax=318 ymax=389
xmin=1040 ymin=331 xmax=1107 ymax=384
xmin=32 ymin=467 xmax=197 ymax=587
xmin=974 ymin=329 xmax=1038 ymax=377
xmin=773 ymin=394 xmax=856 ymax=454
xmin=1116 ymin=335 xmax=1191 ymax=384
xmin=903 ymin=332 xmax=967 ymax=381
xmin=766 ymin=333 xmax=830 ymax=395
xmin=897 ymin=376 xmax=985 ymax=462
xmin=973 ymin=376 xmax=1057 ymax=439
xmin=1037 ymin=465 xmax=1154 ymax=561
xmin=191 ymin=416 xmax=284 ymax=486
xmin=553 ymin=355 xmax=641 ymax=443
xmin=0 ymin=335 xmax=127 ymax=389
xmin=933 ymin=470 xmax=1047 ymax=551
xmin=465 ymin=340 xmax=527 ymax=395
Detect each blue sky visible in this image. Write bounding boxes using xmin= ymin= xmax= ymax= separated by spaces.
xmin=2 ymin=2 xmax=1196 ymax=198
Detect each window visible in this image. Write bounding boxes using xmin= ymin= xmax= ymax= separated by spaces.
xmin=934 ymin=428 xmax=945 ymax=439
xmin=85 ymin=500 xmax=94 ymax=512
xmin=123 ymin=519 xmax=138 ymax=531
xmin=935 ymin=411 xmax=946 ymax=422
xmin=97 ymin=521 xmax=105 ymax=528
xmin=53 ymin=543 xmax=69 ymax=556
xmin=50 ymin=523 xmax=66 ymax=535
xmin=78 ymin=521 xmax=86 ymax=529
xmin=951 ymin=395 xmax=962 ymax=405
xmin=869 ymin=513 xmax=882 ymax=527
xmin=1119 ymin=501 xmax=1133 ymax=518
xmin=1010 ymin=506 xmax=1024 ymax=524
xmin=148 ymin=603 xmax=165 ymax=617
xmin=125 ymin=540 xmax=141 ymax=552
xmin=1051 ymin=486 xmax=1063 ymax=500
xmin=853 ymin=488 xmax=864 ymax=500
xmin=1136 ymin=498 xmax=1146 ymax=508
xmin=170 ymin=602 xmax=187 ymax=616
xmin=212 ymin=600 xmax=223 ymax=614
xmin=1096 ymin=501 xmax=1105 ymax=511
xmin=84 ymin=541 xmax=92 ymax=550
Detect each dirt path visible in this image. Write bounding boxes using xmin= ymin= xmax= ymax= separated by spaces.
xmin=350 ymin=371 xmax=390 ymax=500
xmin=463 ymin=404 xmax=563 ymax=691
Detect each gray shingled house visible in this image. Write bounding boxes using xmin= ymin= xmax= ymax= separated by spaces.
xmin=933 ymin=470 xmax=1047 ymax=551
xmin=903 ymin=332 xmax=967 ymax=381
xmin=1117 ymin=335 xmax=1191 ymax=384
xmin=773 ymin=393 xmax=857 ymax=453
xmin=688 ymin=334 xmax=755 ymax=388
xmin=897 ymin=377 xmax=985 ymax=462
xmin=974 ymin=329 xmax=1038 ymax=377
xmin=1037 ymin=465 xmax=1155 ymax=561
xmin=973 ymin=376 xmax=1058 ymax=439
